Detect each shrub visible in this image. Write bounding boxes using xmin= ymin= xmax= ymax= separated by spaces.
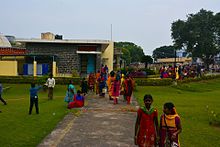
xmin=134 ymin=78 xmax=173 ymax=86
xmin=0 ymin=76 xmax=81 ymax=85
xmin=139 ymin=68 xmax=156 ymax=75
xmin=72 ymin=69 xmax=80 ymax=77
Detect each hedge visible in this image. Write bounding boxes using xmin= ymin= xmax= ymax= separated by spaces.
xmin=0 ymin=76 xmax=81 ymax=85
xmin=134 ymin=74 xmax=220 ymax=86
xmin=1 ymin=74 xmax=220 ymax=86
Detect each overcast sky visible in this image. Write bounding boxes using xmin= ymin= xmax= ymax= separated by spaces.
xmin=1 ymin=0 xmax=220 ymax=55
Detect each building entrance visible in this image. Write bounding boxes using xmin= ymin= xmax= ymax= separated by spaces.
xmin=80 ymin=55 xmax=96 ymax=74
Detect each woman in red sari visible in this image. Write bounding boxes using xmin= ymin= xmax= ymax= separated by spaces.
xmin=159 ymin=102 xmax=182 ymax=147
xmin=135 ymin=94 xmax=159 ymax=147
xmin=68 ymin=90 xmax=84 ymax=109
xmin=111 ymin=75 xmax=120 ymax=104
xmin=124 ymin=75 xmax=134 ymax=104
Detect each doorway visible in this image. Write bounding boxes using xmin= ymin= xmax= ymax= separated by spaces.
xmin=80 ymin=54 xmax=96 ymax=74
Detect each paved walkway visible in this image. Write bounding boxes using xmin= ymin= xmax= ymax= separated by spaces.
xmin=38 ymin=93 xmax=139 ymax=147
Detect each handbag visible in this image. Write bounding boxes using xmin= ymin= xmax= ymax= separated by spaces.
xmin=102 ymin=88 xmax=107 ymax=93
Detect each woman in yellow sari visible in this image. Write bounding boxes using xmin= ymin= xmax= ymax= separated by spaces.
xmin=160 ymin=102 xmax=182 ymax=147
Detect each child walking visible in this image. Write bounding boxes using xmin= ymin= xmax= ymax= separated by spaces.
xmin=135 ymin=94 xmax=159 ymax=147
xmin=29 ymin=82 xmax=42 ymax=115
xmin=159 ymin=102 xmax=182 ymax=147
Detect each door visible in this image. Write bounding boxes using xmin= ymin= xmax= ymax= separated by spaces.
xmin=87 ymin=55 xmax=95 ymax=74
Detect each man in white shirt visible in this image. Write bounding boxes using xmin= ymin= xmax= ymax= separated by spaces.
xmin=45 ymin=74 xmax=55 ymax=100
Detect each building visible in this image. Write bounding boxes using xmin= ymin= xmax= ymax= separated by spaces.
xmin=0 ymin=34 xmax=26 ymax=76
xmin=16 ymin=32 xmax=114 ymax=77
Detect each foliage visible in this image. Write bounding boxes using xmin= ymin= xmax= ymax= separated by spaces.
xmin=128 ymin=71 xmax=147 ymax=78
xmin=135 ymin=78 xmax=173 ymax=86
xmin=115 ymin=42 xmax=145 ymax=64
xmin=152 ymin=45 xmax=176 ymax=60
xmin=0 ymin=76 xmax=81 ymax=85
xmin=72 ymin=69 xmax=80 ymax=77
xmin=171 ymin=9 xmax=220 ymax=68
xmin=141 ymin=55 xmax=153 ymax=68
xmin=140 ymin=68 xmax=156 ymax=75
xmin=121 ymin=48 xmax=131 ymax=64
xmin=134 ymin=74 xmax=220 ymax=86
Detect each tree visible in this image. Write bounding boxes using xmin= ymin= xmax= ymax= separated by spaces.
xmin=115 ymin=42 xmax=145 ymax=64
xmin=152 ymin=45 xmax=176 ymax=60
xmin=121 ymin=48 xmax=131 ymax=65
xmin=171 ymin=9 xmax=220 ymax=68
xmin=141 ymin=55 xmax=153 ymax=68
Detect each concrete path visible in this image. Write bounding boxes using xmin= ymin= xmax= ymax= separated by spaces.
xmin=38 ymin=94 xmax=139 ymax=147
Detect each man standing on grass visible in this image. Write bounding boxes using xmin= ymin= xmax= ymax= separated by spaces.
xmin=29 ymin=82 xmax=42 ymax=115
xmin=45 ymin=74 xmax=55 ymax=100
xmin=0 ymin=82 xmax=7 ymax=105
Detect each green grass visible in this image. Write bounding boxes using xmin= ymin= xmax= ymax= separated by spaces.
xmin=0 ymin=84 xmax=79 ymax=147
xmin=134 ymin=78 xmax=220 ymax=147
xmin=1 ymin=79 xmax=220 ymax=146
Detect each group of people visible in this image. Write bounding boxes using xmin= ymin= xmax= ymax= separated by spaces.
xmin=108 ymin=71 xmax=135 ymax=105
xmin=85 ymin=68 xmax=135 ymax=105
xmin=64 ymin=80 xmax=85 ymax=109
xmin=0 ymin=74 xmax=56 ymax=114
xmin=135 ymin=94 xmax=182 ymax=147
xmin=1 ymin=72 xmax=182 ymax=147
xmin=159 ymin=64 xmax=203 ymax=80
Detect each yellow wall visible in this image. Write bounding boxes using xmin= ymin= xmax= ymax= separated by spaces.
xmin=0 ymin=61 xmax=18 ymax=76
xmin=101 ymin=41 xmax=114 ymax=72
xmin=52 ymin=61 xmax=56 ymax=77
xmin=33 ymin=61 xmax=37 ymax=77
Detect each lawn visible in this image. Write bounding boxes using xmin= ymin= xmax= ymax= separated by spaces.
xmin=0 ymin=84 xmax=78 ymax=147
xmin=0 ymin=78 xmax=220 ymax=146
xmin=134 ymin=78 xmax=220 ymax=147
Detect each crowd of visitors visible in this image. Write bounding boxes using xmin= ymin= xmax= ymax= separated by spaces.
xmin=159 ymin=64 xmax=204 ymax=80
xmin=79 ymin=64 xmax=135 ymax=105
xmin=0 ymin=64 xmax=183 ymax=146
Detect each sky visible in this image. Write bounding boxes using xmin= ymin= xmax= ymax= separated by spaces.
xmin=1 ymin=0 xmax=220 ymax=55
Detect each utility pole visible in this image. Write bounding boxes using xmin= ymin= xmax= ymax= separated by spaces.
xmin=174 ymin=49 xmax=177 ymax=67
xmin=110 ymin=24 xmax=113 ymax=41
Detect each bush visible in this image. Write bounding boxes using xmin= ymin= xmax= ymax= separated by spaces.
xmin=0 ymin=76 xmax=81 ymax=85
xmin=129 ymin=71 xmax=147 ymax=78
xmin=135 ymin=78 xmax=173 ymax=86
xmin=140 ymin=68 xmax=156 ymax=75
xmin=72 ymin=69 xmax=80 ymax=77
